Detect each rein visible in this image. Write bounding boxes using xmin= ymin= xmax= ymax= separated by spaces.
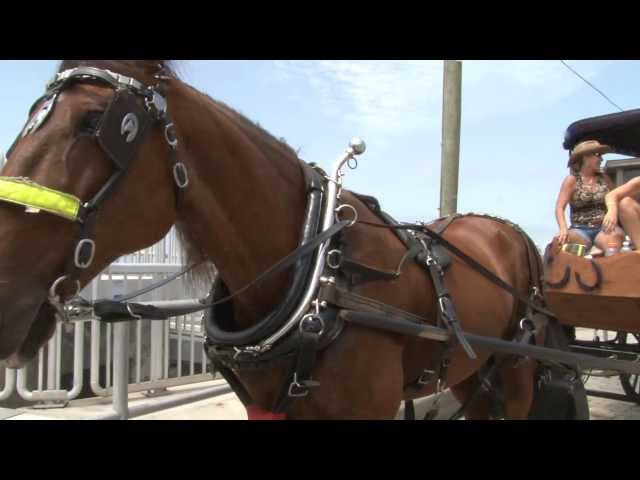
xmin=92 ymin=219 xmax=351 ymax=322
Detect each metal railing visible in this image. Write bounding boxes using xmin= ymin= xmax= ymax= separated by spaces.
xmin=1 ymin=227 xmax=216 ymax=411
xmin=0 ymin=369 xmax=15 ymax=402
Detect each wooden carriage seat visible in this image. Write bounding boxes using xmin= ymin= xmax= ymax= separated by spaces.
xmin=544 ymin=239 xmax=640 ymax=334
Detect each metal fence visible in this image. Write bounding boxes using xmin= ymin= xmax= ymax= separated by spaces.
xmin=0 ymin=227 xmax=215 ymax=410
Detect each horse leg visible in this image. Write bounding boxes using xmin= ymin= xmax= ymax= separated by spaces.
xmin=500 ymin=358 xmax=537 ymax=419
xmin=449 ymin=375 xmax=493 ymax=420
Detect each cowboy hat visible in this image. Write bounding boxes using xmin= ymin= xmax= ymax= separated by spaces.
xmin=568 ymin=140 xmax=612 ymax=166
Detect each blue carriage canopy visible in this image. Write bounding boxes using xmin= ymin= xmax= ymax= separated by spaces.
xmin=563 ymin=108 xmax=640 ymax=158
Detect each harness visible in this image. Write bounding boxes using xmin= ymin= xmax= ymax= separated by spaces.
xmin=1 ymin=66 xmax=552 ymax=419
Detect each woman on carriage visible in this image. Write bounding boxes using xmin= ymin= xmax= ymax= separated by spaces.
xmin=555 ymin=140 xmax=625 ymax=253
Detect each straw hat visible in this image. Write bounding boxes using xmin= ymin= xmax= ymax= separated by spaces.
xmin=568 ymin=140 xmax=612 ymax=167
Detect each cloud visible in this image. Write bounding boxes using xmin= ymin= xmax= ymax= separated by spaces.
xmin=272 ymin=60 xmax=612 ymax=135
xmin=274 ymin=60 xmax=442 ymax=135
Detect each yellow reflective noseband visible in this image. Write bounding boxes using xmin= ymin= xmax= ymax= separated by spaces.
xmin=0 ymin=176 xmax=81 ymax=221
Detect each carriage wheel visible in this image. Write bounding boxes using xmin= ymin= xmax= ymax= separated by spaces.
xmin=617 ymin=332 xmax=640 ymax=404
xmin=578 ymin=329 xmax=607 ymax=386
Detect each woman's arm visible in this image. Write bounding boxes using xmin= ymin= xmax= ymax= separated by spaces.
xmin=555 ymin=175 xmax=576 ymax=244
xmin=603 ymin=177 xmax=640 ymax=233
xmin=606 ymin=176 xmax=640 ymax=204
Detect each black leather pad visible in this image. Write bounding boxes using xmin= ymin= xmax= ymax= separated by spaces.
xmin=96 ymin=89 xmax=153 ymax=170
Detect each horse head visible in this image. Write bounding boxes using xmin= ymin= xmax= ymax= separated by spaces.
xmin=0 ymin=61 xmax=180 ymax=367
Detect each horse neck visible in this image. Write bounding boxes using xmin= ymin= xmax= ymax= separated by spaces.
xmin=171 ymin=82 xmax=306 ymax=325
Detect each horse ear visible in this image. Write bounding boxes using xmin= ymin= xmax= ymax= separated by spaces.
xmin=137 ymin=60 xmax=165 ymax=73
xmin=138 ymin=60 xmax=176 ymax=77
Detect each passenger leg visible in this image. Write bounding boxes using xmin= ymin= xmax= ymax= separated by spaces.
xmin=594 ymin=226 xmax=624 ymax=252
xmin=618 ymin=197 xmax=640 ymax=249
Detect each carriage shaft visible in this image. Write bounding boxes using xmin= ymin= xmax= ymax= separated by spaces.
xmin=338 ymin=310 xmax=640 ymax=376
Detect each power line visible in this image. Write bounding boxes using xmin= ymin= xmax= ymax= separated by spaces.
xmin=560 ymin=60 xmax=624 ymax=112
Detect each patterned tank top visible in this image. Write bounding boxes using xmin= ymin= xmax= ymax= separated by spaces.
xmin=570 ymin=174 xmax=609 ymax=227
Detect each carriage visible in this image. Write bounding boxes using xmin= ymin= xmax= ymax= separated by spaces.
xmin=544 ymin=108 xmax=640 ymax=407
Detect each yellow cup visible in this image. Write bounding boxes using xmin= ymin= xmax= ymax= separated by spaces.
xmin=562 ymin=243 xmax=587 ymax=256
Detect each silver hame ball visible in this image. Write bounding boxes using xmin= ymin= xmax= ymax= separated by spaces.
xmin=349 ymin=137 xmax=366 ymax=155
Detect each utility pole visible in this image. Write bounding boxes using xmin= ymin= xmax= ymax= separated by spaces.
xmin=439 ymin=60 xmax=462 ymax=217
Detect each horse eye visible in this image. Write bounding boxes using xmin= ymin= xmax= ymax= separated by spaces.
xmin=78 ymin=110 xmax=104 ymax=134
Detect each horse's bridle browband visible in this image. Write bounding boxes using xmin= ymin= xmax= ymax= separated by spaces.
xmin=0 ymin=66 xmax=189 ymax=318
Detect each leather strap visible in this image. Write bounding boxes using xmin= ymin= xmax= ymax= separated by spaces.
xmin=356 ymin=219 xmax=555 ymax=318
xmin=404 ymin=400 xmax=416 ymax=420
xmin=423 ymin=240 xmax=476 ymax=359
xmin=319 ymin=282 xmax=435 ymax=325
xmin=272 ymin=323 xmax=322 ymax=413
xmin=94 ymin=220 xmax=351 ymax=322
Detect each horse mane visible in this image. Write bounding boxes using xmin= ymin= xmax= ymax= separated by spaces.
xmin=56 ymin=60 xmax=301 ymax=294
xmin=208 ymin=97 xmax=300 ymax=159
xmin=174 ymin=89 xmax=303 ymax=294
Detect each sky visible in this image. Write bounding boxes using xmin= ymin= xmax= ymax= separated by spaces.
xmin=0 ymin=60 xmax=637 ymax=249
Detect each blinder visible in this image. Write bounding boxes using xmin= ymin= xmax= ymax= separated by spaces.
xmin=96 ymin=89 xmax=153 ymax=170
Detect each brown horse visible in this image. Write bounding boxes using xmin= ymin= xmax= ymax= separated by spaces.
xmin=0 ymin=60 xmax=541 ymax=419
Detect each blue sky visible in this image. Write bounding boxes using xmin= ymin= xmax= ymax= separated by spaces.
xmin=0 ymin=60 xmax=637 ymax=248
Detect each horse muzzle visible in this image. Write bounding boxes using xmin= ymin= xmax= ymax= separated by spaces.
xmin=0 ymin=284 xmax=52 ymax=366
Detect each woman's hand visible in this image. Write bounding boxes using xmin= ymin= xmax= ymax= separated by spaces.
xmin=557 ymin=226 xmax=569 ymax=245
xmin=602 ymin=210 xmax=618 ymax=233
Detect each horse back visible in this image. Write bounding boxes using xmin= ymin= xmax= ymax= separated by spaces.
xmin=340 ymin=193 xmax=538 ymax=338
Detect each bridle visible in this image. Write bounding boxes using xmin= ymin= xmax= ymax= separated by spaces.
xmin=0 ymin=66 xmax=188 ymax=320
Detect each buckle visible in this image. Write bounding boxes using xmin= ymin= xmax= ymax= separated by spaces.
xmin=173 ymin=162 xmax=189 ymax=189
xmin=326 ymin=249 xmax=343 ymax=269
xmin=519 ymin=317 xmax=535 ymax=332
xmin=288 ymin=373 xmax=320 ymax=398
xmin=299 ymin=314 xmax=325 ymax=336
xmin=164 ymin=122 xmax=178 ymax=148
xmin=438 ymin=296 xmax=451 ymax=320
xmin=232 ymin=346 xmax=263 ymax=360
xmin=425 ymin=253 xmax=443 ymax=275
xmin=74 ymin=239 xmax=96 ymax=269
xmin=146 ymin=90 xmax=167 ymax=116
xmin=48 ymin=275 xmax=81 ymax=323
xmin=417 ymin=369 xmax=435 ymax=386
